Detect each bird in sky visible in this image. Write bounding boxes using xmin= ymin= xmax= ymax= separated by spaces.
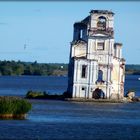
xmin=24 ymin=44 xmax=27 ymax=50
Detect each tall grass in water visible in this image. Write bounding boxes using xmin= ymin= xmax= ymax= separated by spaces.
xmin=0 ymin=96 xmax=32 ymax=119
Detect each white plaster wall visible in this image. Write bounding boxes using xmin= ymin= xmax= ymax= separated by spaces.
xmin=108 ymin=19 xmax=114 ymax=28
xmin=70 ymin=11 xmax=124 ymax=100
xmin=71 ymin=44 xmax=87 ymax=58
xmin=72 ymin=59 xmax=98 ymax=98
xmin=110 ymin=58 xmax=124 ymax=98
xmin=87 ymin=38 xmax=114 ymax=65
xmin=114 ymin=45 xmax=122 ymax=58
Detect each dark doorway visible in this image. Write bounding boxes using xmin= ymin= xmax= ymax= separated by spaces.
xmin=92 ymin=88 xmax=105 ymax=99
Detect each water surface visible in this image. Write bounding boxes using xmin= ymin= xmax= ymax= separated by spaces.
xmin=0 ymin=75 xmax=140 ymax=139
xmin=1 ymin=100 xmax=140 ymax=139
xmin=0 ymin=74 xmax=139 ymax=96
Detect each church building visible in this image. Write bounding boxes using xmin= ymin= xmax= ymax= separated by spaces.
xmin=67 ymin=10 xmax=125 ymax=100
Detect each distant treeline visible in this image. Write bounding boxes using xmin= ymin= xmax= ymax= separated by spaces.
xmin=0 ymin=60 xmax=139 ymax=76
xmin=125 ymin=65 xmax=140 ymax=75
xmin=0 ymin=60 xmax=68 ymax=76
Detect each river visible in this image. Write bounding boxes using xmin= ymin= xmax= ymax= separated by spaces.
xmin=0 ymin=75 xmax=140 ymax=139
xmin=0 ymin=74 xmax=139 ymax=96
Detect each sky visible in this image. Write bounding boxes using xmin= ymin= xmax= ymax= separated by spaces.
xmin=0 ymin=1 xmax=140 ymax=64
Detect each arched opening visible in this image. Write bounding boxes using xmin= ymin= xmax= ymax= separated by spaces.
xmin=92 ymin=88 xmax=105 ymax=99
xmin=97 ymin=70 xmax=104 ymax=82
xmin=81 ymin=65 xmax=87 ymax=78
xmin=97 ymin=16 xmax=106 ymax=31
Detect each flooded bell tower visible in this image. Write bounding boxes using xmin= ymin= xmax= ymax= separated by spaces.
xmin=67 ymin=10 xmax=125 ymax=100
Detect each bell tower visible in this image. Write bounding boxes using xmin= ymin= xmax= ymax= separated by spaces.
xmin=90 ymin=10 xmax=114 ymax=31
xmin=67 ymin=10 xmax=125 ymax=100
xmin=86 ymin=10 xmax=115 ymax=99
xmin=87 ymin=10 xmax=114 ymax=61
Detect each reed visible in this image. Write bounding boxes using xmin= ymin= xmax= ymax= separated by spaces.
xmin=0 ymin=96 xmax=32 ymax=119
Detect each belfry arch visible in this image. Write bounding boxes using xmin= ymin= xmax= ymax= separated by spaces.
xmin=97 ymin=16 xmax=106 ymax=30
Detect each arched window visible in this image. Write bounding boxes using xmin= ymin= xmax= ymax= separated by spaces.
xmin=97 ymin=70 xmax=103 ymax=82
xmin=97 ymin=16 xmax=106 ymax=30
xmin=81 ymin=65 xmax=87 ymax=78
xmin=80 ymin=29 xmax=83 ymax=39
xmin=78 ymin=29 xmax=83 ymax=39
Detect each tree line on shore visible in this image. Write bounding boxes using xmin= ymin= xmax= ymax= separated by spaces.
xmin=125 ymin=65 xmax=140 ymax=75
xmin=0 ymin=60 xmax=67 ymax=76
xmin=0 ymin=60 xmax=139 ymax=76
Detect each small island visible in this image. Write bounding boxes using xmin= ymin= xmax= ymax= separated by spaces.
xmin=25 ymin=90 xmax=140 ymax=103
xmin=0 ymin=96 xmax=32 ymax=119
xmin=25 ymin=90 xmax=69 ymax=100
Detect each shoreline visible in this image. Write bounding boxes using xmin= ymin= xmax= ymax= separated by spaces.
xmin=25 ymin=91 xmax=140 ymax=103
xmin=26 ymin=97 xmax=140 ymax=103
xmin=65 ymin=98 xmax=125 ymax=103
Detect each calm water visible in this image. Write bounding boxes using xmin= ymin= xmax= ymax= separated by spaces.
xmin=0 ymin=76 xmax=67 ymax=96
xmin=0 ymin=75 xmax=140 ymax=140
xmin=0 ymin=74 xmax=139 ymax=96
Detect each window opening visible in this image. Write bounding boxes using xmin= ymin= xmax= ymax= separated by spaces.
xmin=81 ymin=65 xmax=87 ymax=78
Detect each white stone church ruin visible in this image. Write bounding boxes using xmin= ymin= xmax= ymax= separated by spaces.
xmin=67 ymin=10 xmax=125 ymax=100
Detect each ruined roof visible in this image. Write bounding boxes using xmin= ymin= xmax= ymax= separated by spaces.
xmin=90 ymin=10 xmax=114 ymax=15
xmin=74 ymin=22 xmax=87 ymax=27
xmin=74 ymin=57 xmax=98 ymax=62
xmin=114 ymin=43 xmax=123 ymax=46
xmin=74 ymin=16 xmax=90 ymax=26
xmin=81 ymin=16 xmax=90 ymax=24
xmin=71 ymin=39 xmax=87 ymax=45
xmin=121 ymin=58 xmax=126 ymax=62
xmin=74 ymin=56 xmax=87 ymax=60
xmin=74 ymin=10 xmax=114 ymax=26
